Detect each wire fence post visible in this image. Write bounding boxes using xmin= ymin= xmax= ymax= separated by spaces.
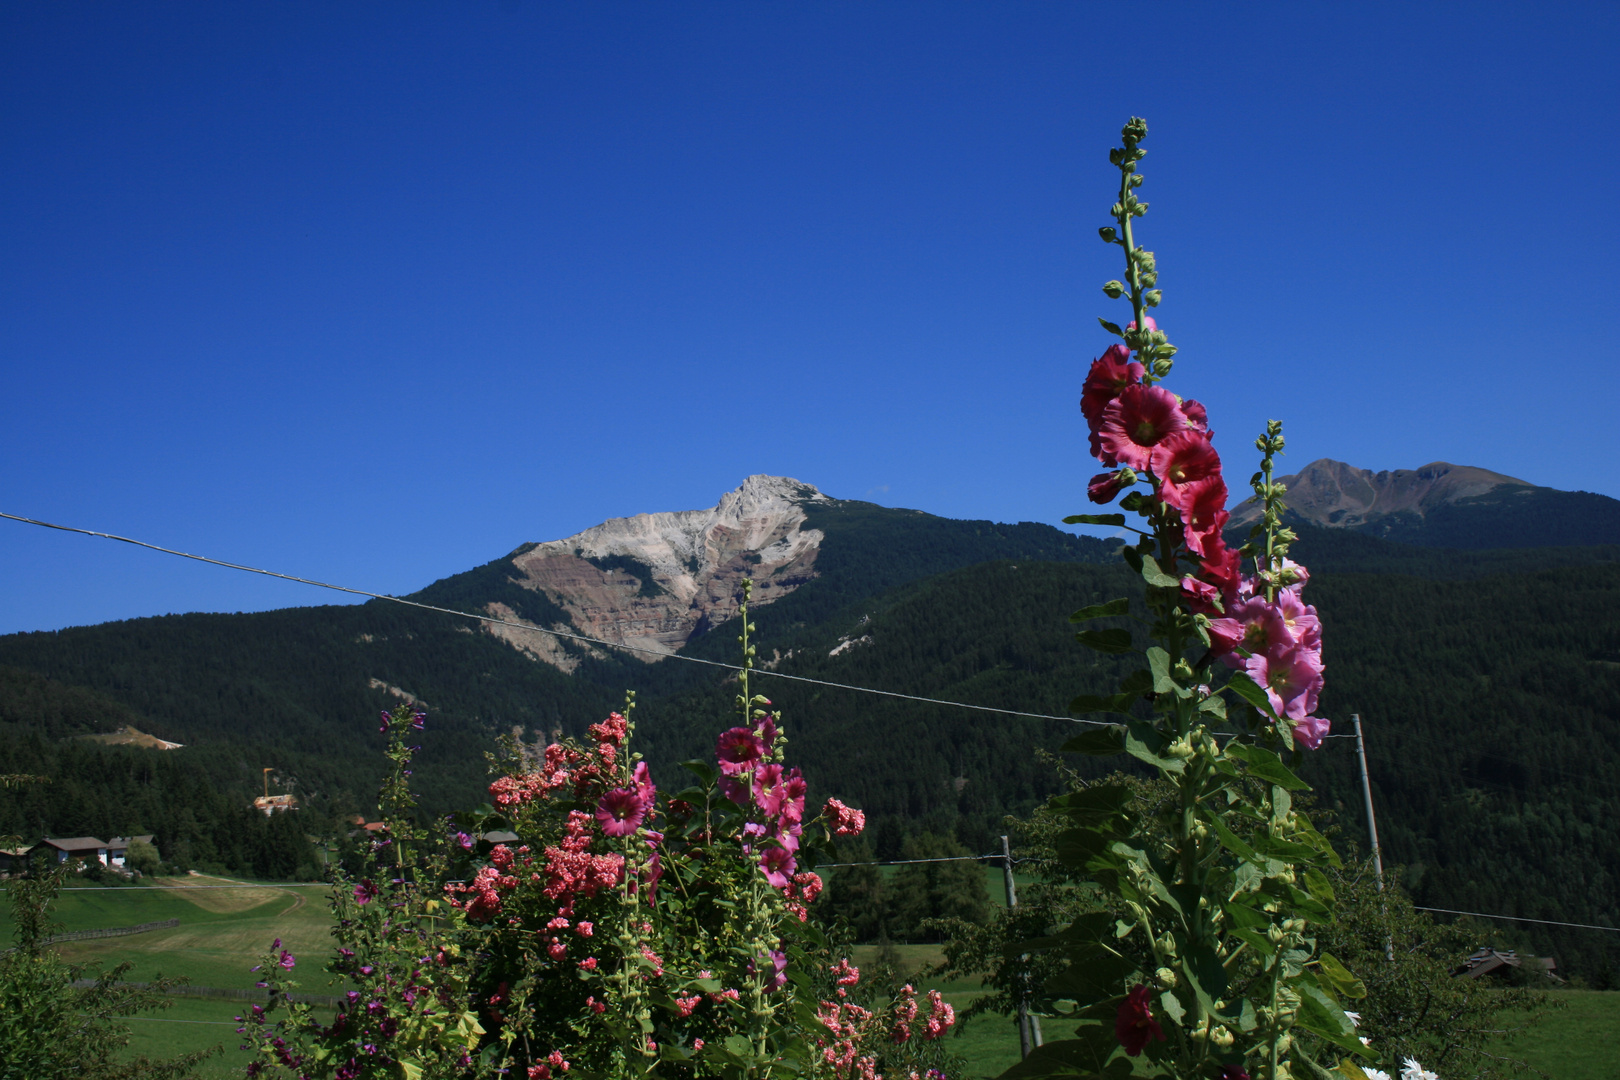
xmin=1353 ymin=712 xmax=1395 ymax=962
xmin=1002 ymin=835 xmax=1041 ymax=1057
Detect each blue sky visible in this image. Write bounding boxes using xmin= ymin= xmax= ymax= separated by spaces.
xmin=2 ymin=2 xmax=1616 ymax=635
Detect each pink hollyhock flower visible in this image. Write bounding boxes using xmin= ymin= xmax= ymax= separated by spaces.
xmin=1115 ymin=985 xmax=1165 ymax=1056
xmin=1275 ymin=590 xmax=1322 ymax=649
xmin=1152 ymin=430 xmax=1222 ymax=510
xmin=824 ymin=798 xmax=866 ymax=837
xmin=716 ymin=727 xmax=765 ymax=775
xmin=1126 ymin=315 xmax=1158 ymax=334
xmin=1292 ymin=716 xmax=1330 ymax=750
xmin=1209 ymin=597 xmax=1294 ymax=666
xmin=759 ymin=845 xmax=797 ymax=888
xmin=1097 ymin=384 xmax=1190 ymax=470
xmin=750 ymin=950 xmax=788 ymax=992
xmin=1088 ymin=470 xmax=1132 ymax=504
xmin=588 ymin=712 xmax=628 ymax=745
xmin=1244 ymin=644 xmax=1324 ymax=720
xmin=595 ymin=787 xmax=650 ymax=837
xmin=353 ymin=879 xmax=379 ymax=905
xmin=1280 ymin=558 xmax=1310 ymax=593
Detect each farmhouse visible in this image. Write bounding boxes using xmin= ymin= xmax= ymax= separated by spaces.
xmin=106 ymin=834 xmax=156 ymax=867
xmin=34 ymin=837 xmax=110 ymax=864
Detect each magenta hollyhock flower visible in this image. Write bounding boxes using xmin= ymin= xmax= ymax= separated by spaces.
xmin=750 ymin=949 xmax=789 ymax=992
xmin=1088 ymin=470 xmax=1131 ymax=504
xmin=759 ymin=845 xmax=796 ymax=888
xmin=1178 ymin=486 xmax=1230 ymax=560
xmin=1080 ymin=345 xmax=1145 ymax=428
xmin=595 ymin=787 xmax=650 ymax=836
xmin=1244 ymin=644 xmax=1324 ymax=720
xmin=354 ymin=879 xmax=379 ymax=905
xmin=716 ymin=726 xmax=765 ymax=776
xmin=1115 ymin=985 xmax=1165 ymax=1056
xmin=1126 ymin=315 xmax=1158 ymax=334
xmin=718 ymin=774 xmax=750 ymax=805
xmin=1152 ymin=430 xmax=1222 ymax=509
xmin=755 ymin=713 xmax=778 ymax=748
xmin=754 ymin=763 xmax=786 ymax=815
xmin=1292 ymin=716 xmax=1330 ymax=750
xmin=1181 ymin=398 xmax=1209 ymax=431
xmin=779 ymin=768 xmax=808 ymax=824
xmin=1098 ymin=384 xmax=1190 ymax=470
xmin=633 ymin=760 xmax=656 ymax=802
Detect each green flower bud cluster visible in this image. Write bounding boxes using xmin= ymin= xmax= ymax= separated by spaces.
xmin=1099 ymin=117 xmax=1181 ymax=385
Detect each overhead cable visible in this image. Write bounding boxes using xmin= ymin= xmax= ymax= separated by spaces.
xmin=0 ymin=510 xmax=1111 ymax=726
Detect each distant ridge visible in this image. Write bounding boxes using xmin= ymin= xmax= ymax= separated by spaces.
xmin=1229 ymin=458 xmax=1620 ymax=548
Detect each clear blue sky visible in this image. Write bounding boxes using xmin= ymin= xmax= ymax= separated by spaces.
xmin=3 ymin=2 xmax=1616 ymax=636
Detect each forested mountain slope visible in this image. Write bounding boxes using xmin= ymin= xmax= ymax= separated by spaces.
xmin=0 ymin=493 xmax=1614 ymax=982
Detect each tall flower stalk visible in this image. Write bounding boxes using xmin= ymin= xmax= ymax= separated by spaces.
xmin=1012 ymin=119 xmax=1368 ymax=1080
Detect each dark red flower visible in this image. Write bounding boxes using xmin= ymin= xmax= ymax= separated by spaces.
xmin=1088 ymin=470 xmax=1129 ymax=504
xmin=716 ymin=726 xmax=765 ymax=775
xmin=1115 ymin=985 xmax=1165 ymax=1057
xmin=1217 ymin=1066 xmax=1250 ymax=1080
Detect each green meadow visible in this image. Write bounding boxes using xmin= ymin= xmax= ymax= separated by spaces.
xmin=9 ymin=877 xmax=1616 ymax=1079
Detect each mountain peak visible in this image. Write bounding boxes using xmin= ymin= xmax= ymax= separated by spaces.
xmin=1230 ymin=458 xmax=1532 ymax=530
xmin=483 ymin=477 xmax=830 ymax=668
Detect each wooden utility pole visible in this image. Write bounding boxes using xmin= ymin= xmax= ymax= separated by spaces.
xmin=1003 ymin=835 xmax=1042 ymax=1057
xmin=1352 ymin=714 xmax=1395 ymax=962
xmin=263 ymin=767 xmax=273 ymax=800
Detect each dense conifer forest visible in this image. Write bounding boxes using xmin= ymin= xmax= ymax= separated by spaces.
xmin=0 ymin=503 xmax=1614 ymax=980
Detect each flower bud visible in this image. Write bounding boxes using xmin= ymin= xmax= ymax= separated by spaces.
xmin=1099 ymin=226 xmax=1118 ymax=243
xmin=1212 ymin=1026 xmax=1235 ymax=1050
xmin=1155 ymin=966 xmax=1177 ymax=988
xmin=1144 ymin=289 xmax=1162 ymax=307
xmin=1102 ymin=280 xmax=1126 ymax=298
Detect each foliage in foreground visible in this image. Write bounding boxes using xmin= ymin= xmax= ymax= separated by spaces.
xmin=246 ymin=595 xmax=965 ymax=1079
xmin=0 ymin=861 xmax=217 ymax=1080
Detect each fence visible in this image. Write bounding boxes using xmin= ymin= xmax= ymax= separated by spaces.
xmin=43 ymin=917 xmax=179 ymax=945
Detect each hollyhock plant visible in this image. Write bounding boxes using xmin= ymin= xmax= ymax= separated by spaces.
xmin=1047 ymin=117 xmax=1360 ymax=1080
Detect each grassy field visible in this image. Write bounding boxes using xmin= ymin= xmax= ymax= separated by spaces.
xmin=1494 ymin=989 xmax=1620 ymax=1080
xmin=11 ymin=876 xmax=1617 ymax=1079
xmin=10 ymin=875 xmax=338 ymax=992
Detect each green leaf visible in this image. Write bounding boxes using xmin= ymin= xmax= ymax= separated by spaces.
xmin=1198 ymin=694 xmax=1227 ymax=718
xmin=1294 ymin=977 xmax=1370 ymax=1056
xmin=1064 ymin=513 xmax=1127 ymax=527
xmin=1076 ymin=628 xmax=1134 ymax=654
xmin=1050 ymin=784 xmax=1134 ymax=824
xmin=1220 ymin=901 xmax=1271 ymax=930
xmin=1098 ymin=318 xmax=1125 ymax=338
xmin=1119 ymin=668 xmax=1153 ymax=696
xmin=1224 ymin=741 xmax=1309 ymax=790
xmin=1139 ymin=554 xmax=1181 ymax=588
xmin=1124 ymin=722 xmax=1184 ymax=774
xmin=1146 ymin=647 xmax=1175 ymax=693
xmin=1209 ymin=814 xmax=1258 ymax=863
xmin=1070 ymin=597 xmax=1132 ymax=622
xmin=1303 ymin=868 xmax=1337 ymax=905
xmin=996 ymin=1036 xmax=1132 ymax=1080
xmin=1317 ymin=952 xmax=1368 ymax=1000
xmin=1223 ymin=672 xmax=1277 ymax=718
xmin=1061 ymin=725 xmax=1127 ymax=754
xmin=1158 ymin=990 xmax=1185 ymax=1026
xmin=1120 ymin=545 xmax=1143 ymax=573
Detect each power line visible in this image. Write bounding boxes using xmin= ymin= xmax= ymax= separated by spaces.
xmin=0 ymin=510 xmax=1110 ymax=728
xmin=1413 ymin=906 xmax=1620 ymax=935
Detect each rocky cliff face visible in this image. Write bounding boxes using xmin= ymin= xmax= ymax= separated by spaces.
xmin=1228 ymin=459 xmax=1532 ymax=531
xmin=487 ymin=475 xmax=830 ymax=669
